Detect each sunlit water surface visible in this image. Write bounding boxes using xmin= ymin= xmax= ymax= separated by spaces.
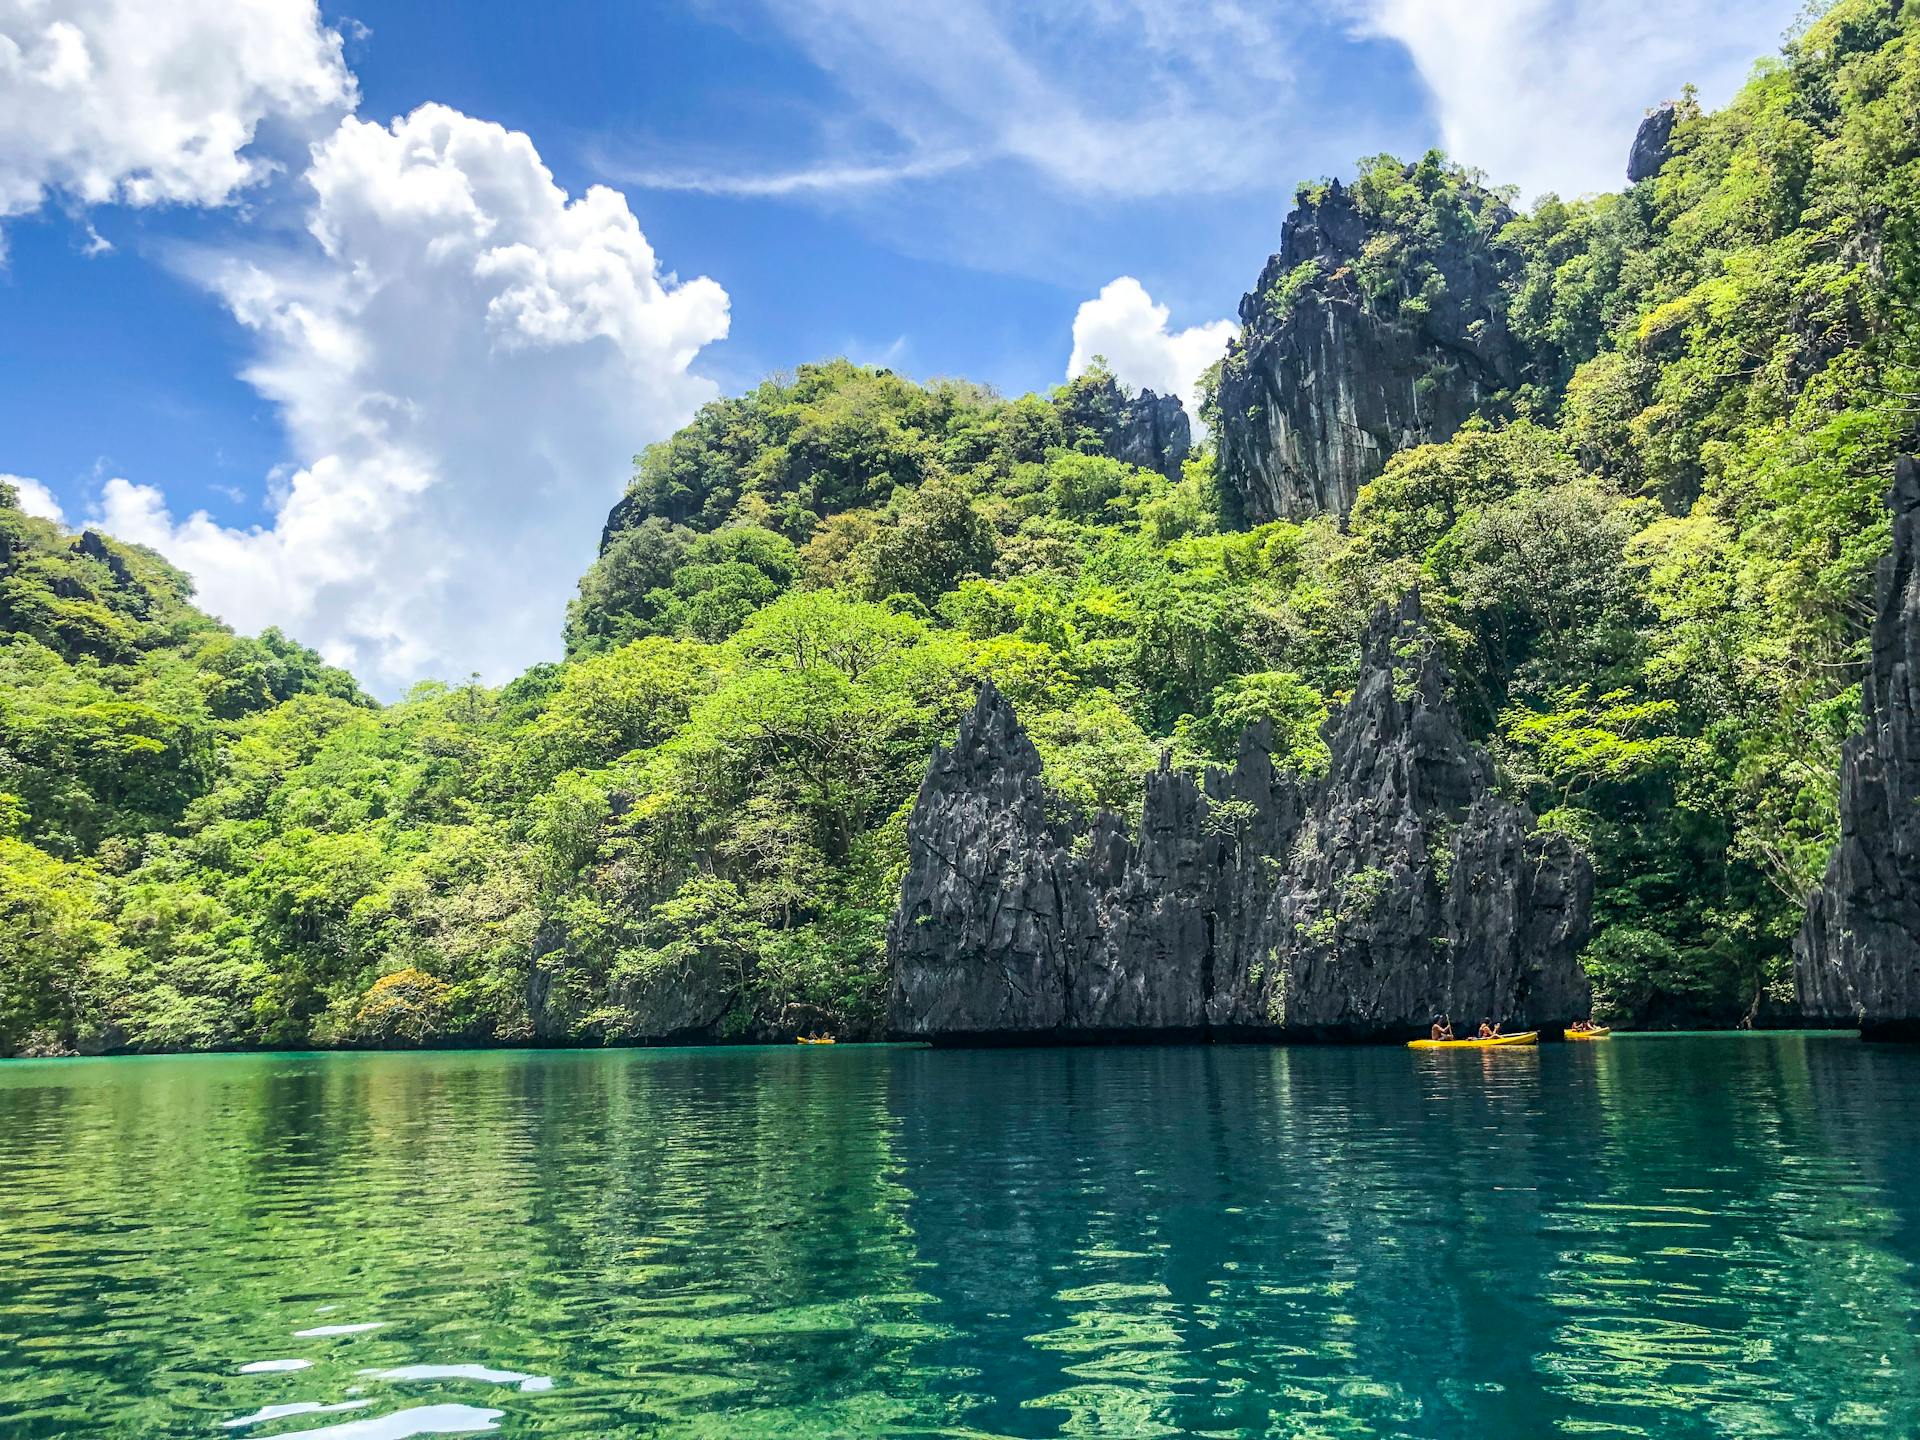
xmin=3 ymin=1036 xmax=1919 ymax=1438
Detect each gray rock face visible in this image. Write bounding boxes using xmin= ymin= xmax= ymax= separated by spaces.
xmin=1627 ymin=103 xmax=1678 ymax=184
xmin=887 ymin=591 xmax=1593 ymax=1042
xmin=1797 ymin=457 xmax=1920 ymax=1035
xmin=1059 ymin=369 xmax=1195 ymax=479
xmin=1109 ymin=389 xmax=1193 ymax=479
xmin=1214 ymin=178 xmax=1523 ymax=525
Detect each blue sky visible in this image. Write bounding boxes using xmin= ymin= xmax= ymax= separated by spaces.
xmin=0 ymin=0 xmax=1801 ymax=692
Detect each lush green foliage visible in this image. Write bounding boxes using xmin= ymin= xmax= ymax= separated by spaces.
xmin=1478 ymin=0 xmax=1920 ymax=1018
xmin=4 ymin=0 xmax=1917 ymax=1051
xmin=0 ymin=488 xmax=364 ymax=1052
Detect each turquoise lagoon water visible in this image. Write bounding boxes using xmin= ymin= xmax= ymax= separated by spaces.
xmin=2 ymin=1035 xmax=1917 ymax=1437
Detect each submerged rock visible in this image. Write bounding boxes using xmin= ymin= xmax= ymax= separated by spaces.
xmin=1627 ymin=103 xmax=1678 ymax=184
xmin=1797 ymin=457 xmax=1920 ymax=1035
xmin=887 ymin=592 xmax=1592 ymax=1042
xmin=1213 ymin=176 xmax=1523 ymax=525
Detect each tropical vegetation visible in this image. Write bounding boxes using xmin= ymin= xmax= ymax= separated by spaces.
xmin=3 ymin=0 xmax=1916 ymax=1052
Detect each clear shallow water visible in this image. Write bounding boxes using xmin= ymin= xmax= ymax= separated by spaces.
xmin=2 ymin=1036 xmax=1918 ymax=1439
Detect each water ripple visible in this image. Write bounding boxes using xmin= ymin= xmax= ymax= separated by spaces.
xmin=1 ymin=1038 xmax=1918 ymax=1436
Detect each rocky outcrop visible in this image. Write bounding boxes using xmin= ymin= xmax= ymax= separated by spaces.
xmin=1627 ymin=103 xmax=1678 ymax=184
xmin=597 ymin=490 xmax=650 ymax=556
xmin=1057 ymin=369 xmax=1194 ymax=479
xmin=1214 ymin=176 xmax=1524 ymax=526
xmin=1108 ymin=389 xmax=1192 ymax=479
xmin=1797 ymin=457 xmax=1920 ymax=1035
xmin=72 ymin=529 xmax=146 ymax=603
xmin=887 ymin=592 xmax=1592 ymax=1042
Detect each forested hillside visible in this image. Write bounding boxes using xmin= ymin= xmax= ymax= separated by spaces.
xmin=4 ymin=0 xmax=1916 ymax=1054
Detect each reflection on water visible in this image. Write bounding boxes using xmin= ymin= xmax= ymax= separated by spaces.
xmin=363 ymin=1366 xmax=552 ymax=1392
xmin=295 ymin=1324 xmax=387 ymax=1338
xmin=270 ymin=1404 xmax=502 ymax=1439
xmin=1 ymin=1037 xmax=1918 ymax=1437
xmin=223 ymin=1401 xmax=374 ymax=1430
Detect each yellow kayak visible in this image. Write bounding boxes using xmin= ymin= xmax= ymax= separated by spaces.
xmin=1407 ymin=1031 xmax=1539 ymax=1049
xmin=796 ymin=1036 xmax=836 ymax=1045
xmin=1565 ymin=1027 xmax=1612 ymax=1041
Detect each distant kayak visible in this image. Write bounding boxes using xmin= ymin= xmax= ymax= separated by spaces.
xmin=1407 ymin=1031 xmax=1539 ymax=1049
xmin=1565 ymin=1027 xmax=1612 ymax=1041
xmin=796 ymin=1036 xmax=837 ymax=1045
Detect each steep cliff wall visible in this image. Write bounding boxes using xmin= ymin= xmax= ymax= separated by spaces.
xmin=1797 ymin=457 xmax=1920 ymax=1034
xmin=1213 ymin=175 xmax=1524 ymax=526
xmin=887 ymin=592 xmax=1592 ymax=1042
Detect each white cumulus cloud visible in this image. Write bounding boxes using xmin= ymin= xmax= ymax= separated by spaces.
xmin=0 ymin=0 xmax=353 ymax=238
xmin=1067 ymin=277 xmax=1236 ymax=437
xmin=2 ymin=473 xmax=65 ymax=523
xmin=1349 ymin=0 xmax=1804 ymax=202
xmin=104 ymin=104 xmax=730 ymax=692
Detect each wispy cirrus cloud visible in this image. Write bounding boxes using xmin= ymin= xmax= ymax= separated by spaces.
xmin=601 ymin=148 xmax=970 ymax=198
xmin=685 ymin=0 xmax=1801 ymax=208
xmin=730 ymin=0 xmax=1310 ymax=198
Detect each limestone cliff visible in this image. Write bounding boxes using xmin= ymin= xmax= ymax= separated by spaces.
xmin=1796 ymin=457 xmax=1920 ymax=1035
xmin=887 ymin=592 xmax=1592 ymax=1042
xmin=1213 ymin=175 xmax=1524 ymax=526
xmin=1055 ymin=369 xmax=1193 ymax=480
xmin=1108 ymin=388 xmax=1192 ymax=480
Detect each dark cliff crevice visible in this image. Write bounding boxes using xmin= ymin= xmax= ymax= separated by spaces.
xmin=1796 ymin=456 xmax=1920 ymax=1034
xmin=887 ymin=591 xmax=1593 ymax=1043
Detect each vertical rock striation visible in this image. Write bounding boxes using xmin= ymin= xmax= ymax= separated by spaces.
xmin=887 ymin=592 xmax=1592 ymax=1042
xmin=1797 ymin=457 xmax=1920 ymax=1034
xmin=1213 ymin=176 xmax=1523 ymax=526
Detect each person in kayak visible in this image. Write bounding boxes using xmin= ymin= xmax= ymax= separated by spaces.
xmin=1477 ymin=1019 xmax=1503 ymax=1039
xmin=1430 ymin=1016 xmax=1455 ymax=1041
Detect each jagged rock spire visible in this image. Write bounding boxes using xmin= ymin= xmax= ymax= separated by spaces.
xmin=886 ymin=592 xmax=1592 ymax=1042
